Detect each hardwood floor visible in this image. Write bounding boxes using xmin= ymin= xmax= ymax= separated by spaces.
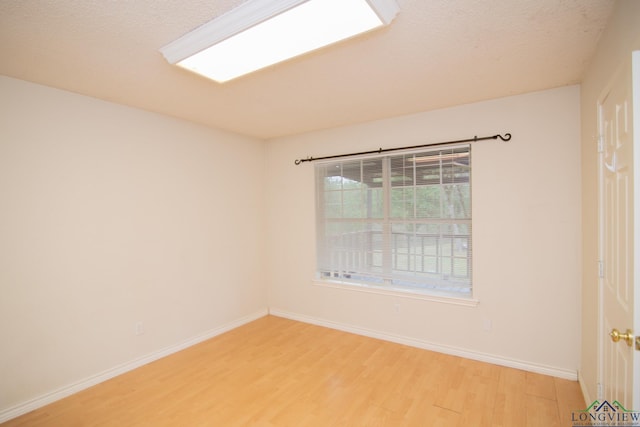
xmin=2 ymin=316 xmax=585 ymax=426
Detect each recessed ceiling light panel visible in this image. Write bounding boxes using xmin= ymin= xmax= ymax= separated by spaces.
xmin=160 ymin=0 xmax=400 ymax=83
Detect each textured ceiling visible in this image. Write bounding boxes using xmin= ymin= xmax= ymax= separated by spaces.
xmin=0 ymin=0 xmax=614 ymax=139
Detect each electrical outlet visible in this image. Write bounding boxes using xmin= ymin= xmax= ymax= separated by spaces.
xmin=135 ymin=321 xmax=144 ymax=336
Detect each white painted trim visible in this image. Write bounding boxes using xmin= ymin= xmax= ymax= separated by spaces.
xmin=578 ymin=370 xmax=593 ymax=407
xmin=632 ymin=49 xmax=640 ymax=412
xmin=0 ymin=308 xmax=269 ymax=424
xmin=269 ymin=308 xmax=578 ymax=381
xmin=313 ymin=279 xmax=480 ymax=307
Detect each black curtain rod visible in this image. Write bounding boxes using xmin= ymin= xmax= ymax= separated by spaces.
xmin=294 ymin=133 xmax=512 ymax=165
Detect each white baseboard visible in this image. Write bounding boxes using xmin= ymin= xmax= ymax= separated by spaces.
xmin=269 ymin=308 xmax=578 ymax=381
xmin=0 ymin=308 xmax=268 ymax=424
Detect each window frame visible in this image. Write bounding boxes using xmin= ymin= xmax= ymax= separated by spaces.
xmin=313 ymin=144 xmax=477 ymax=305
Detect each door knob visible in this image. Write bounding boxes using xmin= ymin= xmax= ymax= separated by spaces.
xmin=610 ymin=328 xmax=634 ymax=347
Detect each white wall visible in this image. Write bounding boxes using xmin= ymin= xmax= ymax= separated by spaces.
xmin=0 ymin=76 xmax=267 ymax=415
xmin=266 ymin=86 xmax=582 ymax=377
xmin=579 ymin=0 xmax=640 ymax=404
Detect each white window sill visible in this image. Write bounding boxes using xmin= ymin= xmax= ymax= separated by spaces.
xmin=312 ymin=279 xmax=479 ymax=307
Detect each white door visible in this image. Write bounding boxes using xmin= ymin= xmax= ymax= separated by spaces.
xmin=598 ymin=51 xmax=639 ymax=409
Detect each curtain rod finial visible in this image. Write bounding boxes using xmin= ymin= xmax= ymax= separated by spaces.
xmin=498 ymin=133 xmax=512 ymax=141
xmin=295 ymin=156 xmax=314 ymax=165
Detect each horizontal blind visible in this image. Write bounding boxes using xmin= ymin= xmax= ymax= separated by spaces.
xmin=315 ymin=145 xmax=472 ymax=297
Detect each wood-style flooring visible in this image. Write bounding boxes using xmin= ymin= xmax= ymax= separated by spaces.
xmin=2 ymin=315 xmax=585 ymax=426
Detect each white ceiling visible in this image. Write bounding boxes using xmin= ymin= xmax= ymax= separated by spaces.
xmin=0 ymin=0 xmax=614 ymax=139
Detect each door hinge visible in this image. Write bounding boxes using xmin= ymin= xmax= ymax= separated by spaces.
xmin=597 ymin=135 xmax=604 ymax=153
xmin=598 ymin=260 xmax=604 ymax=278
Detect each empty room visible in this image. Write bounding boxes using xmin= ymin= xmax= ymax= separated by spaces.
xmin=1 ymin=0 xmax=639 ymax=426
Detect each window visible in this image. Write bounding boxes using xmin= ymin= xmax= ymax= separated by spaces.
xmin=315 ymin=145 xmax=472 ymax=298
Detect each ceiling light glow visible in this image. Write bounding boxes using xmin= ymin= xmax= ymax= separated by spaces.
xmin=160 ymin=0 xmax=399 ymax=83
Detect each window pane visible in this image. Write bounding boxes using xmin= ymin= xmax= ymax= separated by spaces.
xmin=317 ymin=220 xmax=384 ymax=283
xmin=442 ymin=184 xmax=470 ymax=219
xmin=415 ymin=186 xmax=441 ymax=218
xmin=391 ymin=187 xmax=414 ymax=218
xmin=368 ymin=187 xmax=384 ymax=218
xmin=342 ymin=189 xmax=365 ymax=218
xmin=318 ymin=158 xmax=385 ymax=219
xmin=323 ymin=190 xmax=343 ymax=218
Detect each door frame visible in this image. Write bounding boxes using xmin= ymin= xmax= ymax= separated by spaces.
xmin=596 ymin=50 xmax=640 ymax=409
xmin=634 ymin=50 xmax=640 ymax=412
